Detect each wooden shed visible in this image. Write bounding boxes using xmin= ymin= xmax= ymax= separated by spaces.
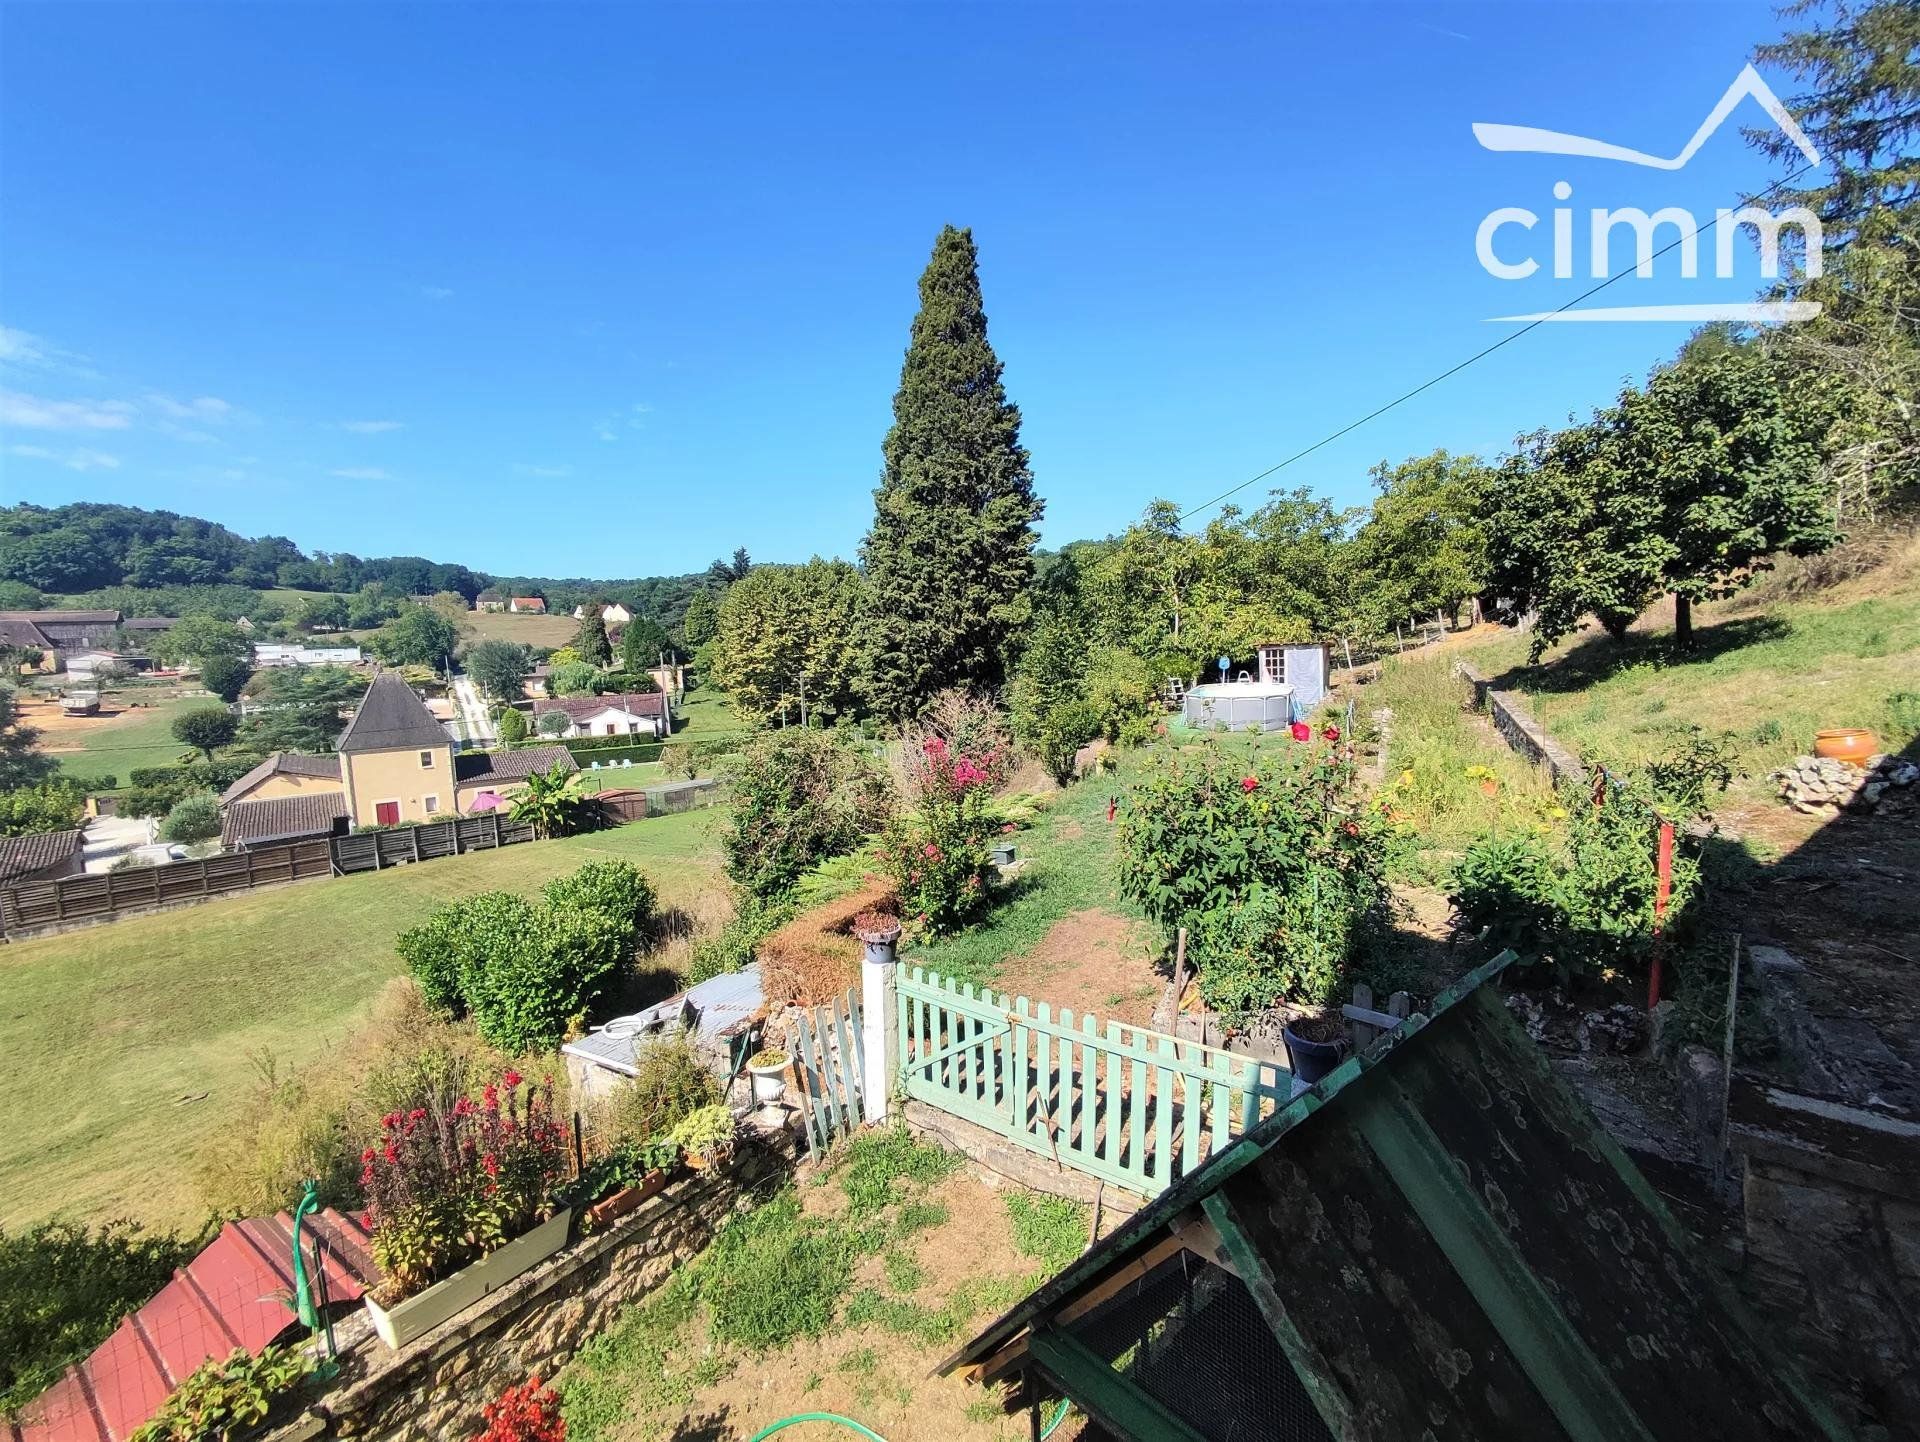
xmin=940 ymin=954 xmax=1853 ymax=1442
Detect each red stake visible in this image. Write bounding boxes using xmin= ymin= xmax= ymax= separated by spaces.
xmin=1648 ymin=820 xmax=1674 ymax=1008
xmin=1107 ymin=796 xmax=1118 ymax=823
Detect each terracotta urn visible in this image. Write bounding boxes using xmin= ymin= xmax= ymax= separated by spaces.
xmin=1813 ymin=728 xmax=1878 ymax=766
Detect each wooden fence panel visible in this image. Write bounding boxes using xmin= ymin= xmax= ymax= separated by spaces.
xmin=328 ymin=816 xmax=536 ymax=875
xmin=0 ymin=839 xmax=334 ymax=936
xmin=896 ymin=965 xmax=1291 ymax=1197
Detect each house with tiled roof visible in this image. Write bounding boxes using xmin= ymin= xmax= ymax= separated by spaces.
xmin=336 ymin=672 xmax=457 ymax=827
xmin=475 ymin=590 xmax=506 ymax=612
xmin=508 ymin=596 xmax=546 ymax=614
xmin=0 ymin=830 xmax=85 ymax=886
xmin=453 ymin=744 xmax=577 ymax=813
xmin=220 ymin=792 xmax=350 ymax=849
xmin=531 ymin=690 xmax=671 ymax=739
xmin=220 ymin=752 xmax=344 ymax=806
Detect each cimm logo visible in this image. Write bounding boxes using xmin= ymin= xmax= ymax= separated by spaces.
xmin=1472 ymin=65 xmax=1825 ymax=323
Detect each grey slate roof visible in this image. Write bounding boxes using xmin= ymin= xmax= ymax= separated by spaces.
xmin=0 ymin=829 xmax=84 ymax=884
xmin=220 ymin=752 xmax=343 ymax=803
xmin=454 ymin=745 xmax=578 ymax=785
xmin=122 ymin=616 xmax=176 ymax=632
xmin=0 ymin=618 xmax=53 ymax=649
xmin=336 ymin=673 xmax=450 ymax=754
xmin=220 ymin=792 xmax=349 ymax=848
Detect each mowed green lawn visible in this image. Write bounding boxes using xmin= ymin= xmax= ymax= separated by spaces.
xmin=43 ymin=694 xmax=202 ymax=789
xmin=0 ymin=807 xmax=728 ymax=1233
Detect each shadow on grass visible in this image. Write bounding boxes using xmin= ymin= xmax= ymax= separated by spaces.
xmin=1488 ymin=615 xmax=1795 ymax=696
xmin=664 ymin=1408 xmax=731 ymax=1441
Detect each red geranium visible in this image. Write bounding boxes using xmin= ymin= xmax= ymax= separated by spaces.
xmin=475 ymin=1377 xmax=566 ymax=1442
xmin=1241 ymin=776 xmax=1260 ymax=793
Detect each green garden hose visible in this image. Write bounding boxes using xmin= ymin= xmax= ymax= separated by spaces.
xmin=742 ymin=1398 xmax=1073 ymax=1442
xmin=745 ymin=1415 xmax=889 ymax=1442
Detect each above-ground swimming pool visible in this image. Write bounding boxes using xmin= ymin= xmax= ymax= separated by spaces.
xmin=1183 ymin=681 xmax=1296 ymax=732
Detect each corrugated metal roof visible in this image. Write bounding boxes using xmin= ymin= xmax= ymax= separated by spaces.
xmin=10 ymin=1209 xmax=376 ymax=1442
xmin=565 ymin=966 xmax=764 ymax=1076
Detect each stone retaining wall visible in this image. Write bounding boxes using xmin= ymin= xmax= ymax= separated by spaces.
xmin=1454 ymin=662 xmax=1587 ymax=786
xmin=266 ymin=1127 xmax=797 ymax=1442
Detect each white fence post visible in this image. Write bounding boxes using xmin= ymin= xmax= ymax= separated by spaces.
xmin=856 ymin=920 xmax=901 ymax=1124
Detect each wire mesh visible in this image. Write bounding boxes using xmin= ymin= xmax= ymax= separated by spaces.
xmin=1066 ymin=1252 xmax=1332 ymax=1442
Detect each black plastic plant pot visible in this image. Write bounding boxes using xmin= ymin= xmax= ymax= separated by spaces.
xmin=1282 ymin=1024 xmax=1348 ymax=1087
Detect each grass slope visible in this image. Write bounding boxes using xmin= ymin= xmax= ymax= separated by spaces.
xmin=0 ymin=809 xmax=726 ymax=1233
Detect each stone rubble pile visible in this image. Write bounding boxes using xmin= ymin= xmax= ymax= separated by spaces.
xmin=1769 ymin=753 xmax=1917 ymax=816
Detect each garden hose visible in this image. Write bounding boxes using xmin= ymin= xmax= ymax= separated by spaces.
xmin=745 ymin=1415 xmax=890 ymax=1442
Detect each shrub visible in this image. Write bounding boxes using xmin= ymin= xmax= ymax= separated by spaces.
xmin=607 ymin=1034 xmax=721 ymax=1148
xmin=360 ymin=1070 xmax=568 ymax=1301
xmin=537 ymin=710 xmax=572 ymax=737
xmin=657 ymin=742 xmax=696 ymax=780
xmin=689 ymin=893 xmax=793 ymax=986
xmin=1083 ymin=646 xmax=1159 ymax=743
xmin=1117 ymin=739 xmax=1392 ymax=1010
xmin=1 ymin=1221 xmax=200 ymax=1415
xmin=549 ymin=661 xmax=600 ymax=697
xmin=0 ymin=779 xmax=87 ymax=838
xmin=667 ymin=1104 xmax=737 ymax=1163
xmin=496 ymin=707 xmax=529 ymax=745
xmin=543 ymin=860 xmax=657 ymax=938
xmin=159 ymin=792 xmax=221 ymax=843
xmin=880 ymin=735 xmax=1001 ymax=937
xmin=130 ymin=1344 xmax=313 ymax=1442
xmin=397 ymin=863 xmax=652 ymax=1051
xmin=475 ymin=1378 xmax=567 ymax=1442
xmin=720 ymin=730 xmax=888 ymax=899
xmin=126 ymin=781 xmax=193 ymax=819
xmin=1031 ymin=699 xmax=1103 ymax=785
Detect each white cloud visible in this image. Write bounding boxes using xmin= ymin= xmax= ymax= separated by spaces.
xmin=330 ymin=466 xmax=390 ymax=481
xmin=421 ymin=286 xmax=454 ymax=302
xmin=514 ymin=463 xmax=573 ymax=479
xmin=144 ymin=392 xmax=237 ymax=423
xmin=0 ymin=325 xmax=97 ymax=378
xmin=0 ymin=387 xmax=136 ymax=430
xmin=595 ymin=402 xmax=653 ymax=441
xmin=7 ymin=442 xmax=121 ymax=471
xmin=341 ymin=419 xmax=404 ymax=434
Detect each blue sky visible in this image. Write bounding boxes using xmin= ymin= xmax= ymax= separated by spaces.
xmin=0 ymin=1 xmax=1812 ymax=578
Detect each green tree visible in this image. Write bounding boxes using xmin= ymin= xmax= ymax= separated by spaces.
xmin=465 ymin=639 xmax=533 ymax=701
xmin=495 ymin=705 xmax=529 ymax=745
xmin=154 ymin=614 xmax=250 ymax=668
xmin=0 ymin=779 xmax=86 ymax=837
xmin=369 ymin=607 xmax=458 ymax=668
xmin=548 ymin=660 xmax=601 ymax=696
xmin=1624 ymin=345 xmax=1836 ymax=645
xmin=710 ymin=560 xmax=866 ymax=725
xmin=859 ymin=226 xmax=1043 ymax=718
xmin=573 ymin=606 xmax=613 ymax=668
xmin=680 ymin=588 xmax=720 ymax=648
xmin=620 ymin=615 xmax=673 ymax=674
xmin=198 ymin=653 xmax=252 ymax=704
xmin=720 ymin=730 xmax=888 ymax=898
xmin=1355 ymin=451 xmax=1492 ymax=627
xmin=159 ymin=793 xmax=222 ymax=843
xmin=171 ymin=707 xmax=239 ymax=762
xmin=0 ymin=684 xmax=56 ymax=792
xmin=295 ymin=593 xmax=349 ymax=631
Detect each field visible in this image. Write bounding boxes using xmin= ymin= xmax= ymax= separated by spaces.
xmin=22 ymin=689 xmax=204 ymax=790
xmin=0 ymin=807 xmax=728 ymax=1233
xmin=457 ymin=607 xmax=578 ymax=647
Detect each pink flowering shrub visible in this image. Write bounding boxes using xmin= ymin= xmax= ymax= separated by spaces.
xmin=881 ymin=734 xmax=1000 ymax=936
xmin=361 ymin=1070 xmax=569 ymax=1302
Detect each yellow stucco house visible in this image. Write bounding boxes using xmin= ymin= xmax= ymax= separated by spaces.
xmin=336 ymin=672 xmax=458 ymax=827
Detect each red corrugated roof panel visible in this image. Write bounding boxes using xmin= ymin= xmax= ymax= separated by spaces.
xmin=8 ymin=1208 xmax=378 ymax=1442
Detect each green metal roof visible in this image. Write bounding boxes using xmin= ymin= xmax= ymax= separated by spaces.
xmin=941 ymin=953 xmax=1853 ymax=1442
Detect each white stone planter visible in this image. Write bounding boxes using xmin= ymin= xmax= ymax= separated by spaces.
xmin=748 ymin=1058 xmax=788 ymax=1108
xmin=364 ymin=1207 xmax=573 ymax=1350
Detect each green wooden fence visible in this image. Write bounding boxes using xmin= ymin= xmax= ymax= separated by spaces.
xmin=895 ymin=966 xmax=1291 ymax=1196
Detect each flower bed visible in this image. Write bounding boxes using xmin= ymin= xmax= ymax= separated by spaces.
xmin=360 ymin=1070 xmax=571 ymax=1348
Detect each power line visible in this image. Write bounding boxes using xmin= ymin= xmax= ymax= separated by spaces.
xmin=1176 ymin=158 xmax=1823 ymax=525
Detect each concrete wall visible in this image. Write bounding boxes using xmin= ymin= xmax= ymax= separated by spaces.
xmin=1454 ymin=661 xmax=1587 ymax=787
xmin=341 ymin=745 xmax=454 ymax=826
xmin=267 ymin=1129 xmax=796 ymax=1442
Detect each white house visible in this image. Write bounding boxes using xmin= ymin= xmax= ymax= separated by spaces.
xmin=252 ymin=643 xmax=364 ymax=668
xmin=571 ymin=601 xmax=633 ymax=627
xmin=531 ymin=690 xmax=671 ymax=739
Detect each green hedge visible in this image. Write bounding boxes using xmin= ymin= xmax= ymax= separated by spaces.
xmin=128 ymin=758 xmax=259 ymax=790
xmin=509 ymin=732 xmax=749 ymax=765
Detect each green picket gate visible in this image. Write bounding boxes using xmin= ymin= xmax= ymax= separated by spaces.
xmin=895 ymin=966 xmax=1291 ymax=1196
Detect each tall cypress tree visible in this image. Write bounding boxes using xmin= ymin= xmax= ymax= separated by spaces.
xmin=860 ymin=226 xmax=1043 ymax=719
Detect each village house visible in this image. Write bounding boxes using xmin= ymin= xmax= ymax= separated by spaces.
xmin=571 ymin=601 xmax=633 ymax=626
xmin=508 ymin=595 xmax=546 ymax=614
xmin=0 ymin=609 xmax=124 ymax=666
xmin=336 ymin=672 xmax=459 ymax=827
xmin=251 ymin=642 xmax=364 ymax=667
xmin=221 ymin=752 xmax=345 ymax=806
xmin=531 ymin=690 xmax=672 ymax=739
xmin=0 ymin=829 xmax=85 ymax=886
xmin=475 ymin=590 xmax=506 ymax=612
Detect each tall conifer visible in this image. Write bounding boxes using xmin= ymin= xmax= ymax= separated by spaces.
xmin=860 ymin=226 xmax=1043 ymax=719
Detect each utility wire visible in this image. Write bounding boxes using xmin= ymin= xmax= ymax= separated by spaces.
xmin=1176 ymin=158 xmax=1824 ymax=525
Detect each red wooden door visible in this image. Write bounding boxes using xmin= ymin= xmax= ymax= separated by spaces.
xmin=375 ymin=801 xmax=400 ymax=826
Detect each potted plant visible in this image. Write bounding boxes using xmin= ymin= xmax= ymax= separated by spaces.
xmin=1281 ymin=1012 xmax=1350 ymax=1088
xmin=670 ymin=1103 xmax=738 ymax=1170
xmin=570 ymin=1138 xmax=680 ymax=1232
xmin=746 ymin=1049 xmax=790 ymax=1108
xmin=360 ymin=1070 xmax=573 ymax=1349
xmin=852 ymin=909 xmax=902 ymax=964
